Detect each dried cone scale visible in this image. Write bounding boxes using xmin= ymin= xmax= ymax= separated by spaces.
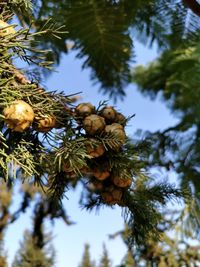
xmin=0 ymin=20 xmax=15 ymax=37
xmin=75 ymin=103 xmax=95 ymax=117
xmin=63 ymin=163 xmax=79 ymax=179
xmin=3 ymin=100 xmax=34 ymax=132
xmin=65 ymin=171 xmax=78 ymax=179
xmin=83 ymin=114 xmax=106 ymax=135
xmin=63 ymin=163 xmax=92 ymax=179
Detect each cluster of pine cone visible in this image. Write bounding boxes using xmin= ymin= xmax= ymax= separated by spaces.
xmin=2 ymin=100 xmax=132 ymax=205
xmin=70 ymin=103 xmax=132 ymax=205
xmin=1 ymin=18 xmax=133 ymax=206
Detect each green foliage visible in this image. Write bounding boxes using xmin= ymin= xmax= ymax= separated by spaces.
xmin=12 ymin=230 xmax=55 ymax=267
xmin=79 ymin=244 xmax=95 ymax=267
xmin=12 ymin=0 xmax=200 ymax=98
xmin=123 ymin=181 xmax=183 ymax=245
xmin=99 ymin=244 xmax=111 ymax=267
xmin=30 ymin=0 xmax=139 ymax=98
xmin=133 ymin=0 xmax=200 ymax=48
xmin=132 ymin=45 xmax=200 ymax=114
xmin=132 ymin=43 xmax=200 ymax=234
xmin=122 ymin=250 xmax=135 ymax=267
xmin=0 ymin=239 xmax=7 ymax=267
xmin=111 ymin=219 xmax=200 ymax=267
xmin=9 ymin=0 xmax=33 ymax=14
xmin=79 ymin=244 xmax=112 ymax=267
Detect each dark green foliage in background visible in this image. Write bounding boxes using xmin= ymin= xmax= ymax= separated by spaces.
xmin=99 ymin=244 xmax=111 ymax=267
xmin=15 ymin=0 xmax=200 ymax=98
xmin=79 ymin=244 xmax=96 ymax=267
xmin=132 ymin=43 xmax=200 ymax=235
xmin=12 ymin=230 xmax=55 ymax=267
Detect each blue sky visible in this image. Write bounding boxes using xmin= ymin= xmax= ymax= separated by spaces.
xmin=5 ymin=41 xmax=179 ymax=266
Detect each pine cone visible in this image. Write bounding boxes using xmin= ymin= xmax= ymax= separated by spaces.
xmin=66 ymin=171 xmax=78 ymax=179
xmin=83 ymin=115 xmax=106 ymax=135
xmin=111 ymin=175 xmax=132 ymax=188
xmin=80 ymin=166 xmax=93 ymax=176
xmin=93 ymin=170 xmax=110 ymax=181
xmin=86 ymin=139 xmax=105 ymax=158
xmin=3 ymin=100 xmax=34 ymax=132
xmin=105 ymin=123 xmax=126 ymax=148
xmin=115 ymin=112 xmax=126 ymax=126
xmin=101 ymin=185 xmax=123 ymax=205
xmin=63 ymin=162 xmax=74 ymax=173
xmin=105 ymin=123 xmax=124 ymax=131
xmin=99 ymin=106 xmax=117 ymax=122
xmin=75 ymin=103 xmax=95 ymax=117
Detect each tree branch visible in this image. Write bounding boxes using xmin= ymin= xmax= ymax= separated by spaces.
xmin=183 ymin=0 xmax=200 ymax=17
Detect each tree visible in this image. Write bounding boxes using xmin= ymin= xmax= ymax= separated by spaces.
xmin=2 ymin=0 xmax=200 ymax=265
xmin=0 ymin=0 xmax=183 ymax=248
xmin=0 ymin=239 xmax=7 ymax=267
xmin=132 ymin=33 xmax=200 ymax=233
xmin=122 ymin=250 xmax=135 ymax=267
xmin=12 ymin=221 xmax=55 ymax=267
xmin=12 ymin=183 xmax=57 ymax=267
xmin=111 ymin=219 xmax=200 ymax=266
xmin=99 ymin=244 xmax=112 ymax=267
xmin=184 ymin=0 xmax=200 ymax=17
xmin=79 ymin=244 xmax=95 ymax=267
xmin=12 ymin=231 xmax=55 ymax=267
xmin=0 ymin=180 xmax=70 ymax=267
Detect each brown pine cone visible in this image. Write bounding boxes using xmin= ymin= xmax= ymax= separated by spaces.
xmin=101 ymin=185 xmax=123 ymax=205
xmin=93 ymin=170 xmax=110 ymax=181
xmin=88 ymin=180 xmax=104 ymax=192
xmin=83 ymin=114 xmax=106 ymax=135
xmin=99 ymin=106 xmax=117 ymax=122
xmin=75 ymin=103 xmax=95 ymax=117
xmin=86 ymin=139 xmax=105 ymax=158
xmin=115 ymin=112 xmax=126 ymax=126
xmin=105 ymin=123 xmax=126 ymax=149
xmin=111 ymin=175 xmax=132 ymax=188
xmin=3 ymin=100 xmax=34 ymax=132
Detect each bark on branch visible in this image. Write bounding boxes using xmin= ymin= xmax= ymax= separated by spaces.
xmin=183 ymin=0 xmax=200 ymax=17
